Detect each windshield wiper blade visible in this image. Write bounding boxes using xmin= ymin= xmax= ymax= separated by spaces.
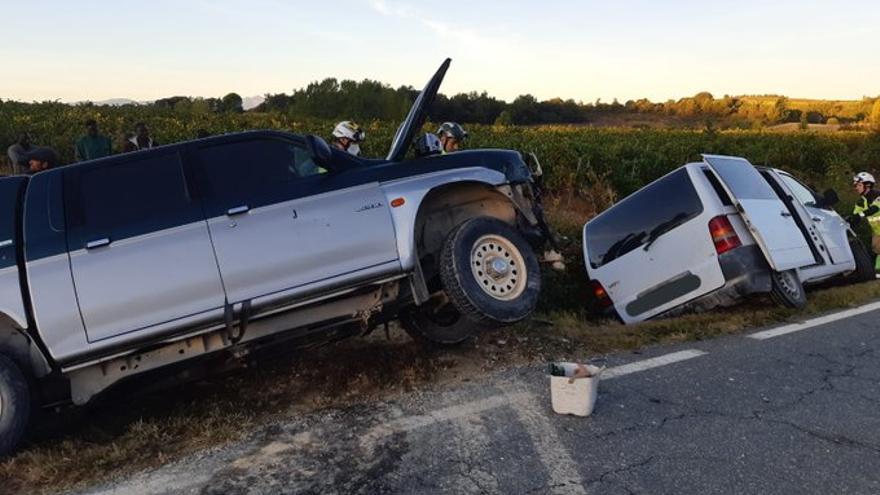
xmin=601 ymin=231 xmax=646 ymax=265
xmin=643 ymin=213 xmax=688 ymax=251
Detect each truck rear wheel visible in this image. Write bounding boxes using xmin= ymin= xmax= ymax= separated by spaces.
xmin=0 ymin=354 xmax=30 ymax=457
xmin=769 ymin=269 xmax=807 ymax=309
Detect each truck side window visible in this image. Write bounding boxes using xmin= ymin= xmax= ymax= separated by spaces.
xmin=195 ymin=138 xmax=320 ymax=216
xmin=65 ymin=152 xmax=199 ymax=249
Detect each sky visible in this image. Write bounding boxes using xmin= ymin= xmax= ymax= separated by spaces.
xmin=0 ymin=0 xmax=878 ymax=104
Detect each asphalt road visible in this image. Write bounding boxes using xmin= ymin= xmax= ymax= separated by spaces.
xmin=77 ymin=305 xmax=880 ymax=495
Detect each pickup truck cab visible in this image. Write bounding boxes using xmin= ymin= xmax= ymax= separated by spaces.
xmin=583 ymin=154 xmax=873 ymax=324
xmin=0 ymin=59 xmax=552 ymax=455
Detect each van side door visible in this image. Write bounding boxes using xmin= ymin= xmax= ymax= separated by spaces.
xmin=775 ymin=172 xmax=852 ymax=266
xmin=64 ymin=150 xmax=226 ymax=343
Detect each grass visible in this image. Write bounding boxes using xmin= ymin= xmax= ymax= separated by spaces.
xmin=3 ymin=279 xmax=880 ymax=495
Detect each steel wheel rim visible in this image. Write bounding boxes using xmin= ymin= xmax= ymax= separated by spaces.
xmin=775 ymin=271 xmax=800 ymax=297
xmin=470 ymin=234 xmax=526 ymax=301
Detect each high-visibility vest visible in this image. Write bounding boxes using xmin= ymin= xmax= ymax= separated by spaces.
xmin=854 ymin=192 xmax=880 ymax=236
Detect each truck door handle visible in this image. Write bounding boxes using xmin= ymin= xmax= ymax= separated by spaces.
xmin=227 ymin=205 xmax=250 ymax=216
xmin=86 ymin=238 xmax=111 ymax=249
xmin=812 ymin=217 xmax=822 ymax=222
xmin=780 ymin=211 xmax=792 ymax=217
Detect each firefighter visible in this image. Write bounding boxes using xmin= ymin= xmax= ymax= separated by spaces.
xmin=437 ymin=122 xmax=467 ymax=153
xmin=850 ymin=171 xmax=880 ymax=273
xmin=331 ymin=121 xmax=365 ymax=156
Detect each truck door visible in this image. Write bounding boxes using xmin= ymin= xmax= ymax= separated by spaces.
xmin=193 ymin=136 xmax=399 ymax=307
xmin=583 ymin=167 xmax=726 ymax=324
xmin=702 ymin=155 xmax=814 ymax=272
xmin=64 ymin=151 xmax=226 ymax=342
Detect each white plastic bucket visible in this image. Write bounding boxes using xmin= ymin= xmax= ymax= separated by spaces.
xmin=549 ymin=362 xmax=603 ymax=417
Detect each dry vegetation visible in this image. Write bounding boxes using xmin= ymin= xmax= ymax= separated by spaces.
xmin=3 ymin=275 xmax=880 ymax=495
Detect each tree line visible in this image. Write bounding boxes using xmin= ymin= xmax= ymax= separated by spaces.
xmin=5 ymin=78 xmax=880 ymax=130
xmin=251 ymin=79 xmax=880 ymax=130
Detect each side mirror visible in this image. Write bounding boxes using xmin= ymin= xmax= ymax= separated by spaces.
xmin=819 ymin=188 xmax=839 ymax=209
xmin=305 ymin=135 xmax=333 ymax=168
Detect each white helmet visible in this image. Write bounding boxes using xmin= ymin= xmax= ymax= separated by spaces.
xmin=853 ymin=172 xmax=876 ymax=185
xmin=332 ymin=121 xmax=365 ymax=156
xmin=332 ymin=121 xmax=365 ymax=142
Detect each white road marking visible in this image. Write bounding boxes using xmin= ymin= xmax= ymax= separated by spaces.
xmin=602 ymin=349 xmax=708 ymax=379
xmin=501 ymin=388 xmax=588 ymax=495
xmin=748 ymin=301 xmax=880 ymax=340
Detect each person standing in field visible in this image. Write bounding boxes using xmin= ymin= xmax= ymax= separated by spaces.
xmin=850 ymin=172 xmax=880 ymax=274
xmin=7 ymin=132 xmax=35 ymax=175
xmin=75 ymin=119 xmax=113 ymax=161
xmin=437 ymin=122 xmax=467 ymax=154
xmin=331 ymin=121 xmax=365 ymax=156
xmin=124 ymin=123 xmax=158 ymax=152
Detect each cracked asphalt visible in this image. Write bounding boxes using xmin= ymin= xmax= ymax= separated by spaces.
xmin=76 ymin=308 xmax=880 ymax=495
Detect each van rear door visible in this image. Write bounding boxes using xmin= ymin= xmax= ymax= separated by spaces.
xmin=583 ymin=167 xmax=726 ymax=324
xmin=702 ymin=155 xmax=814 ymax=272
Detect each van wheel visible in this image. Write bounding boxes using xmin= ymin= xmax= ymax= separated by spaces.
xmin=0 ymin=354 xmax=30 ymax=457
xmin=440 ymin=217 xmax=541 ymax=328
xmin=846 ymin=239 xmax=875 ymax=283
xmin=769 ymin=269 xmax=807 ymax=309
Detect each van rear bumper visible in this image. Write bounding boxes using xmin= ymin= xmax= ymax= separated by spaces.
xmin=718 ymin=244 xmax=772 ymax=295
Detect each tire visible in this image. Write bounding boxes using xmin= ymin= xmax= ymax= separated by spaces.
xmin=769 ymin=269 xmax=807 ymax=309
xmin=401 ymin=217 xmax=541 ymax=345
xmin=0 ymin=354 xmax=30 ymax=457
xmin=846 ymin=239 xmax=875 ymax=284
xmin=441 ymin=217 xmax=541 ymax=326
xmin=399 ymin=303 xmax=473 ymax=346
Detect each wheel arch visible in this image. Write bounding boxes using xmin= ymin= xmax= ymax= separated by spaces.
xmin=0 ymin=313 xmax=52 ymax=379
xmin=410 ymin=182 xmax=520 ymax=304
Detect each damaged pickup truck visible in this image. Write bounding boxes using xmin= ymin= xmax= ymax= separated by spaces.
xmin=0 ymin=59 xmax=554 ymax=455
xmin=584 ymin=154 xmax=874 ymax=324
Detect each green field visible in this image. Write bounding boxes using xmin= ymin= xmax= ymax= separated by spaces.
xmin=3 ymin=101 xmax=879 ymax=199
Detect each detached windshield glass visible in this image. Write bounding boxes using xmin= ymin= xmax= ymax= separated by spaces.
xmin=585 ymin=168 xmax=703 ymax=269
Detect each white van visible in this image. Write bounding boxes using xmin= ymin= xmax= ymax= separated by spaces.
xmin=582 ymin=155 xmax=874 ymax=324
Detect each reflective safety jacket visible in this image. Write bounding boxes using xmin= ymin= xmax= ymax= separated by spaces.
xmin=854 ymin=189 xmax=880 ymax=236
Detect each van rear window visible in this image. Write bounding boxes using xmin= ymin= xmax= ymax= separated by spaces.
xmin=585 ymin=168 xmax=703 ymax=269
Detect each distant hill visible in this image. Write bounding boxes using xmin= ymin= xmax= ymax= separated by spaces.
xmin=242 ymin=95 xmax=264 ymax=111
xmin=90 ymin=98 xmax=146 ymax=106
xmin=79 ymin=95 xmax=264 ymax=109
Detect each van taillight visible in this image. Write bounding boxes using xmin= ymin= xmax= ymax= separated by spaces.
xmin=590 ymin=280 xmax=613 ymax=308
xmin=708 ymin=215 xmax=741 ymax=255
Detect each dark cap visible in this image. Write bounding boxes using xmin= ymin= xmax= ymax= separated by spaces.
xmin=19 ymin=147 xmax=60 ymax=167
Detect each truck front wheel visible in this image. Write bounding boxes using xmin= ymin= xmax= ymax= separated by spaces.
xmin=0 ymin=353 xmax=30 ymax=457
xmin=440 ymin=217 xmax=541 ymax=327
